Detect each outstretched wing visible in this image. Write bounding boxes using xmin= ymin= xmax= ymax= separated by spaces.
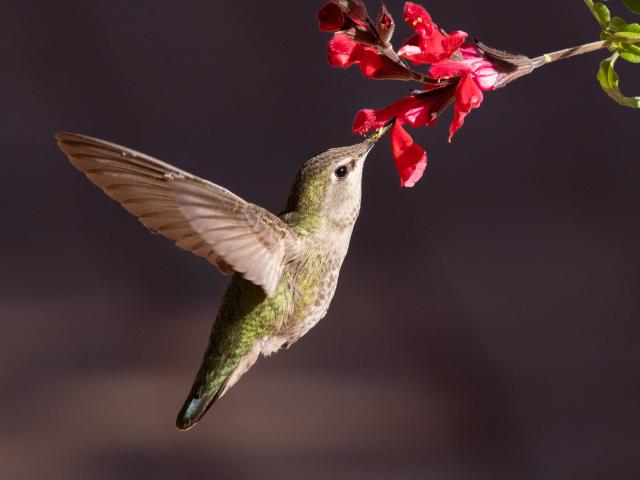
xmin=56 ymin=132 xmax=298 ymax=296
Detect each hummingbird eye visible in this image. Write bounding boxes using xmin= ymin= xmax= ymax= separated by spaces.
xmin=334 ymin=165 xmax=348 ymax=179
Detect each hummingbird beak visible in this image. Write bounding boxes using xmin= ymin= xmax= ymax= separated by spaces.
xmin=360 ymin=122 xmax=392 ymax=158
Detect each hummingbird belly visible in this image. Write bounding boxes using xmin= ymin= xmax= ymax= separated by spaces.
xmin=262 ymin=254 xmax=343 ymax=355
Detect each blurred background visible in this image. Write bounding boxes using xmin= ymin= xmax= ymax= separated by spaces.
xmin=2 ymin=1 xmax=640 ymax=478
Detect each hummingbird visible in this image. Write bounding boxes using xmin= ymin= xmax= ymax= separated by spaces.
xmin=55 ymin=126 xmax=388 ymax=430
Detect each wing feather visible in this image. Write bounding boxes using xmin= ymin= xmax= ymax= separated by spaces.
xmin=56 ymin=132 xmax=298 ymax=295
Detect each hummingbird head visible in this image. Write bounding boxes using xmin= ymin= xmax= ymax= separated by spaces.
xmin=284 ymin=126 xmax=389 ymax=233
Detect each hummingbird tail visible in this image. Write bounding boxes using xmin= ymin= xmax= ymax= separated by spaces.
xmin=176 ymin=384 xmax=223 ymax=431
xmin=176 ymin=343 xmax=261 ymax=431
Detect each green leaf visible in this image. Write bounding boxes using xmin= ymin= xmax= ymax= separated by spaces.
xmin=597 ymin=53 xmax=640 ymax=108
xmin=585 ymin=0 xmax=611 ymax=27
xmin=619 ymin=42 xmax=640 ymax=62
xmin=612 ymin=22 xmax=640 ymax=40
xmin=610 ymin=16 xmax=628 ymax=31
xmin=594 ymin=2 xmax=612 ymax=25
xmin=597 ymin=55 xmax=617 ymax=91
xmin=623 ymin=0 xmax=640 ymax=15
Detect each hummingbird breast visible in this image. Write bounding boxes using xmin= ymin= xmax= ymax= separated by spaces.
xmin=261 ymin=238 xmax=348 ymax=355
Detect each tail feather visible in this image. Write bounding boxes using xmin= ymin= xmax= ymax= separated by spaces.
xmin=176 ymin=383 xmax=225 ymax=431
xmin=176 ymin=343 xmax=261 ymax=430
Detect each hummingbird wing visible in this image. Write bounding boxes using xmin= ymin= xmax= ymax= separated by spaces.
xmin=56 ymin=132 xmax=298 ymax=296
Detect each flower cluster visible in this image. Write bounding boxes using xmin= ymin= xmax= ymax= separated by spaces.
xmin=318 ymin=1 xmax=532 ymax=187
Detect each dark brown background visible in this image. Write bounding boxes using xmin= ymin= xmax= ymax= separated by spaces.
xmin=2 ymin=1 xmax=640 ymax=479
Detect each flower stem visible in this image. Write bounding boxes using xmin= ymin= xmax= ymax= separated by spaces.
xmin=531 ymin=40 xmax=609 ymax=68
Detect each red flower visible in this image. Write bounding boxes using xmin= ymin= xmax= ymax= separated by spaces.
xmin=390 ymin=122 xmax=427 ymax=188
xmin=376 ymin=5 xmax=395 ymax=44
xmin=318 ymin=1 xmax=531 ymax=187
xmin=317 ymin=1 xmax=371 ymax=31
xmin=430 ymin=45 xmax=499 ymax=90
xmin=352 ymin=86 xmax=455 ymax=186
xmin=429 ymin=44 xmax=500 ymax=140
xmin=353 ymin=87 xmax=454 ymax=133
xmin=318 ymin=2 xmax=346 ymax=31
xmin=328 ymin=34 xmax=412 ymax=80
xmin=448 ymin=76 xmax=483 ymax=141
xmin=398 ymin=2 xmax=467 ymax=64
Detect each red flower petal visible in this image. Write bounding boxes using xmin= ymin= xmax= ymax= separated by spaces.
xmin=449 ymin=75 xmax=484 ymax=141
xmin=318 ymin=2 xmax=346 ymax=32
xmin=398 ymin=3 xmax=467 ymax=64
xmin=327 ymin=34 xmax=410 ymax=80
xmin=430 ymin=44 xmax=499 ymax=91
xmin=440 ymin=31 xmax=468 ymax=58
xmin=391 ymin=121 xmax=427 ymax=188
xmin=399 ymin=31 xmax=467 ymax=64
xmin=353 ymin=88 xmax=454 ymax=135
xmin=403 ymin=88 xmax=455 ymax=126
xmin=353 ymin=108 xmax=384 ymax=134
xmin=396 ymin=35 xmax=424 ymax=60
xmin=358 ymin=48 xmax=410 ymax=79
xmin=327 ymin=33 xmax=360 ymax=68
xmin=403 ymin=2 xmax=434 ymax=35
xmin=352 ymin=97 xmax=420 ymax=134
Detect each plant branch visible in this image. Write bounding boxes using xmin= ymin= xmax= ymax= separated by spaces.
xmin=531 ymin=40 xmax=610 ymax=67
xmin=529 ymin=37 xmax=640 ymax=68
